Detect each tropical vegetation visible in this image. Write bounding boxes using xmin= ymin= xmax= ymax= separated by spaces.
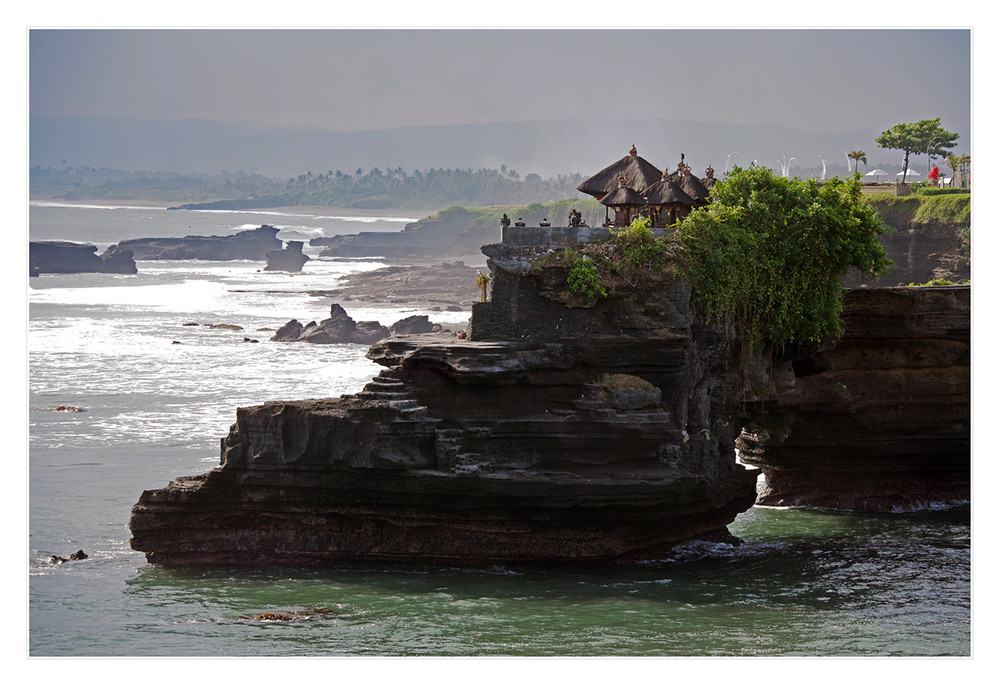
xmin=875 ymin=118 xmax=959 ymax=182
xmin=547 ymin=167 xmax=892 ymax=373
xmin=30 ymin=164 xmax=588 ymax=210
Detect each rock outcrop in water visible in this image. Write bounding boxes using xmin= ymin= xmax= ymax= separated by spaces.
xmin=264 ymin=240 xmax=309 ymax=272
xmin=311 ymin=211 xmax=497 ymax=258
xmin=29 ymin=241 xmax=137 ymax=275
xmin=129 ymin=239 xmax=971 ymax=565
xmin=737 ymin=285 xmax=970 ymax=511
xmin=129 ymin=243 xmax=761 ymax=565
xmin=111 ymin=225 xmax=282 ymax=261
xmin=271 ymin=305 xmax=444 ymax=346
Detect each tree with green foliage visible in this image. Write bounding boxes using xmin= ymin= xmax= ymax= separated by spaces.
xmin=876 ymin=118 xmax=959 ymax=183
xmin=848 ymin=150 xmax=867 ymax=176
xmin=672 ymin=166 xmax=891 ymax=369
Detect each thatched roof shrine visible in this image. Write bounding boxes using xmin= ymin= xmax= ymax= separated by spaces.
xmin=644 ymin=176 xmax=696 ymax=206
xmin=577 ymin=146 xmax=664 ymax=199
xmin=675 ymin=171 xmax=710 ymax=205
xmin=599 ymin=183 xmax=647 ymax=207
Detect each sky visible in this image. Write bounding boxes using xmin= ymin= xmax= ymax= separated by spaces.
xmin=29 ymin=28 xmax=972 ymax=138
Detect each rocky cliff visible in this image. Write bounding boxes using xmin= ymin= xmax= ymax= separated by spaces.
xmin=111 ymin=225 xmax=282 ymax=261
xmin=737 ymin=285 xmax=970 ymax=511
xmin=129 ymin=242 xmax=971 ymax=565
xmin=30 ymin=240 xmax=137 ymax=275
xmin=847 ymin=195 xmax=970 ymax=287
xmin=129 ymin=243 xmax=760 ymax=565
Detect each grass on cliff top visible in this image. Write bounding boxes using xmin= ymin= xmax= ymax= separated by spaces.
xmin=866 ymin=191 xmax=970 ymax=227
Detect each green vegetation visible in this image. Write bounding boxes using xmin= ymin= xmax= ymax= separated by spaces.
xmin=555 ymin=217 xmax=680 ymax=298
xmin=876 ymin=118 xmax=959 ymax=181
xmin=847 ymin=150 xmax=867 ymax=175
xmin=865 ymin=192 xmax=970 ymax=227
xmin=475 ymin=270 xmax=492 ymax=302
xmin=541 ymin=168 xmax=892 ymax=366
xmin=905 ymin=278 xmax=969 ymax=287
xmin=30 ymin=164 xmax=589 ymax=211
xmin=673 ymin=167 xmax=891 ymax=350
xmin=566 ymin=251 xmax=607 ymax=299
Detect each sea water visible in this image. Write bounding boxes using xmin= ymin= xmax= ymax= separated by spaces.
xmin=25 ymin=203 xmax=971 ymax=658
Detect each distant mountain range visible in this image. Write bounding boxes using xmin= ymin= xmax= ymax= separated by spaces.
xmin=31 ymin=114 xmax=953 ymax=180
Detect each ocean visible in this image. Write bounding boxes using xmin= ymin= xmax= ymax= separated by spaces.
xmin=25 ymin=202 xmax=971 ymax=660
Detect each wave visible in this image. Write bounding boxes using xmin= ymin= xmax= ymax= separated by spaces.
xmin=313 ymin=215 xmax=419 ymax=223
xmin=30 ymin=201 xmax=168 ymax=211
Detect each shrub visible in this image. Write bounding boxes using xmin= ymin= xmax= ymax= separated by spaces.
xmin=566 ymin=253 xmax=606 ymax=299
xmin=673 ymin=166 xmax=891 ymax=353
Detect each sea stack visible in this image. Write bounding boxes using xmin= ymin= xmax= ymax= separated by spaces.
xmin=129 ymin=242 xmax=761 ymax=565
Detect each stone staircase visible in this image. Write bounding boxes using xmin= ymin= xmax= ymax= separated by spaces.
xmin=355 ymin=370 xmax=428 ymax=418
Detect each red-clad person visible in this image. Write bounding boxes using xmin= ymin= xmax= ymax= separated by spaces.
xmin=929 ymin=164 xmax=940 ymax=186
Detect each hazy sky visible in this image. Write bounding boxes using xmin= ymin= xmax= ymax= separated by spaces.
xmin=29 ymin=28 xmax=971 ymax=137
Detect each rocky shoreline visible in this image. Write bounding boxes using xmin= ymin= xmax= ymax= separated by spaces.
xmin=128 ymin=241 xmax=970 ymax=565
xmin=29 ymin=240 xmax=137 ymax=275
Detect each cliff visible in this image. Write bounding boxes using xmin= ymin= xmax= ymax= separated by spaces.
xmin=29 ymin=240 xmax=137 ymax=275
xmin=737 ymin=285 xmax=970 ymax=511
xmin=129 ymin=243 xmax=760 ymax=565
xmin=848 ymin=194 xmax=970 ymax=287
xmin=111 ymin=225 xmax=282 ymax=261
xmin=128 ymin=243 xmax=971 ymax=565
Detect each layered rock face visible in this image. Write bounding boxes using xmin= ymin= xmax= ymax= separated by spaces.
xmin=737 ymin=286 xmax=970 ymax=511
xmin=29 ymin=241 xmax=137 ymax=275
xmin=113 ymin=225 xmax=282 ymax=261
xmin=129 ymin=244 xmax=759 ymax=565
xmin=845 ymin=217 xmax=968 ymax=287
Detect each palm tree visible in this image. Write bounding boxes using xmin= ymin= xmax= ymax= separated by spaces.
xmin=848 ymin=150 xmax=867 ymax=176
xmin=475 ymin=271 xmax=492 ymax=302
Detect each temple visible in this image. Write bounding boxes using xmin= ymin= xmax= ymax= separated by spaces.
xmin=577 ymin=146 xmax=715 ymax=228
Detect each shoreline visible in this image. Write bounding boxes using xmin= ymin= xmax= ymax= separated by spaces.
xmin=29 ymin=198 xmax=424 ymax=219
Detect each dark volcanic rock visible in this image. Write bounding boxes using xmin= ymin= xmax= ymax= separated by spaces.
xmin=130 ymin=242 xmax=970 ymax=566
xmin=845 ymin=215 xmax=969 ymax=287
xmin=389 ymin=315 xmax=441 ymax=336
xmin=113 ymin=225 xmax=281 ymax=261
xmin=130 ymin=245 xmax=760 ymax=566
xmin=264 ymin=241 xmax=309 ymax=272
xmin=30 ymin=241 xmax=137 ymax=275
xmin=305 ymin=261 xmax=481 ymax=312
xmin=272 ymin=304 xmax=390 ymax=345
xmin=737 ymin=286 xmax=970 ymax=511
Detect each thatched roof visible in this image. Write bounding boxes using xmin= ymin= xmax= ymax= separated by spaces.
xmin=577 ymin=149 xmax=664 ymax=199
xmin=644 ymin=177 xmax=696 ymax=206
xmin=675 ymin=173 xmax=710 ymax=204
xmin=599 ymin=184 xmax=647 ymax=207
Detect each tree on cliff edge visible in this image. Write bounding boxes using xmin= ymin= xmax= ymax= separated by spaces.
xmin=673 ymin=166 xmax=892 ymax=358
xmin=876 ymin=118 xmax=959 ymax=183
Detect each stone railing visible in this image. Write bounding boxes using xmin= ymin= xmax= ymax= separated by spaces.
xmin=501 ymin=225 xmax=672 ymax=246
